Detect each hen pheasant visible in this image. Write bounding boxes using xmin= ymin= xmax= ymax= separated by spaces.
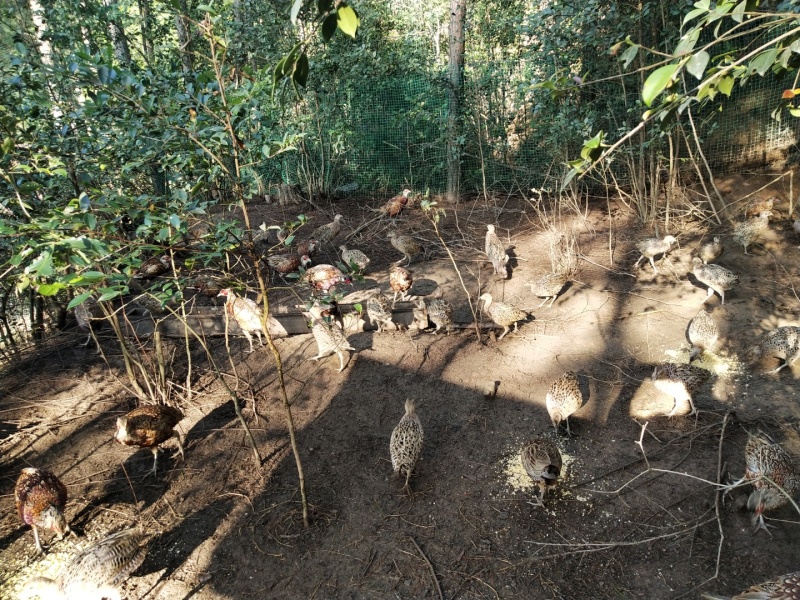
xmin=479 ymin=293 xmax=527 ymax=340
xmin=485 ymin=224 xmax=509 ymax=279
xmin=388 ymin=231 xmax=423 ymax=266
xmin=312 ymin=214 xmax=343 ymax=247
xmin=726 ymin=431 xmax=798 ymax=533
xmin=746 ymin=326 xmax=800 ymax=374
xmin=692 ymin=257 xmax=739 ymax=305
xmin=133 ymin=255 xmax=170 ymax=280
xmin=20 ymin=528 xmax=148 ymax=600
xmin=339 ymin=245 xmax=370 ymax=272
xmin=266 ymin=253 xmax=310 ymax=279
xmin=733 ymin=210 xmax=772 ymax=255
xmin=74 ymin=296 xmax=105 ymax=350
xmin=546 ymin=371 xmax=584 ymax=435
xmin=521 ymin=438 xmax=562 ymax=507
xmin=745 ymin=195 xmax=781 ymax=218
xmin=527 ymin=273 xmax=568 ymax=308
xmin=217 ymin=288 xmax=265 ymax=353
xmin=366 ymin=290 xmax=394 ymax=333
xmin=426 ymin=296 xmax=454 ymax=335
xmin=389 ymin=266 xmax=413 ymax=305
xmin=304 ymin=264 xmax=352 ymax=295
xmin=701 ymin=571 xmax=800 ymax=600
xmin=308 ymin=304 xmax=356 ymax=372
xmin=634 ymin=235 xmax=677 ymax=273
xmin=651 ymin=363 xmax=709 ymax=416
xmin=698 ymin=236 xmax=724 ymax=264
xmin=114 ymin=405 xmax=185 ymax=477
xmin=15 ymin=468 xmax=73 ymax=554
xmin=688 ymin=308 xmax=719 ymax=363
xmin=390 ymin=399 xmax=424 ymax=491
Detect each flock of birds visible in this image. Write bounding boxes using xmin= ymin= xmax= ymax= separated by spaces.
xmin=12 ymin=192 xmax=800 ymax=599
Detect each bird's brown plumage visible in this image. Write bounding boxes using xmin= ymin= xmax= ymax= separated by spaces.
xmin=15 ymin=468 xmax=72 ymax=554
xmin=115 ymin=405 xmax=184 ymax=476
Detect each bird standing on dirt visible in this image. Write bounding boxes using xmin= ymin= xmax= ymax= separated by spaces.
xmin=485 ymin=224 xmax=509 ymax=279
xmin=527 ymin=273 xmax=569 ymax=308
xmin=745 ymin=326 xmax=800 ymax=374
xmin=266 ymin=253 xmax=311 ymax=280
xmin=339 ymin=245 xmax=370 ymax=272
xmin=15 ymin=468 xmax=73 ymax=554
xmin=390 ymin=399 xmax=424 ymax=491
xmin=479 ymin=293 xmax=527 ymax=340
xmin=744 ymin=195 xmax=781 ymax=219
xmin=217 ymin=288 xmax=265 ymax=353
xmin=114 ymin=404 xmax=185 ymax=477
xmin=698 ymin=236 xmax=724 ymax=264
xmin=688 ymin=308 xmax=718 ymax=363
xmin=74 ymin=296 xmax=105 ymax=350
xmin=388 ymin=231 xmax=423 ymax=266
xmin=389 ymin=266 xmax=413 ymax=305
xmin=546 ymin=371 xmax=584 ymax=435
xmin=692 ymin=257 xmax=739 ymax=305
xmin=19 ymin=528 xmax=149 ymax=600
xmin=651 ymin=363 xmax=709 ymax=416
xmin=426 ymin=295 xmax=454 ymax=335
xmin=520 ymin=438 xmax=562 ymax=507
xmin=366 ymin=290 xmax=394 ymax=332
xmin=304 ymin=264 xmax=352 ymax=295
xmin=633 ymin=235 xmax=677 ymax=273
xmin=380 ymin=188 xmax=413 ymax=218
xmin=725 ymin=431 xmax=798 ymax=534
xmin=308 ymin=303 xmax=356 ymax=372
xmin=733 ymin=210 xmax=772 ymax=255
xmin=701 ymin=571 xmax=800 ymax=600
xmin=312 ymin=214 xmax=344 ymax=247
xmin=133 ymin=255 xmax=170 ymax=280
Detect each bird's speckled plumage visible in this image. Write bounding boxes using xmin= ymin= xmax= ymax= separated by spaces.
xmin=520 ymin=438 xmax=562 ymax=506
xmin=479 ymin=293 xmax=527 ymax=340
xmin=701 ymin=571 xmax=800 ymax=600
xmin=692 ymin=257 xmax=739 ymax=305
xmin=339 ymin=245 xmax=370 ymax=271
xmin=312 ymin=214 xmax=343 ymax=247
xmin=734 ymin=210 xmax=772 ymax=255
xmin=651 ymin=363 xmax=709 ymax=416
xmin=426 ymin=297 xmax=453 ymax=335
xmin=527 ymin=273 xmax=568 ymax=308
xmin=634 ymin=235 xmax=677 ymax=273
xmin=546 ymin=371 xmax=584 ymax=435
xmin=266 ymin=253 xmax=310 ymax=276
xmin=217 ymin=288 xmax=265 ymax=353
xmin=133 ymin=255 xmax=170 ymax=280
xmin=746 ymin=326 xmax=800 ymax=374
xmin=366 ymin=291 xmax=394 ymax=333
xmin=745 ymin=195 xmax=781 ymax=219
xmin=390 ymin=399 xmax=424 ymax=490
xmin=485 ymin=224 xmax=509 ymax=279
xmin=15 ymin=468 xmax=72 ymax=554
xmin=308 ymin=304 xmax=355 ymax=372
xmin=304 ymin=264 xmax=352 ymax=295
xmin=688 ymin=308 xmax=719 ymax=363
xmin=388 ymin=231 xmax=423 ymax=266
xmin=114 ymin=405 xmax=184 ymax=477
xmin=699 ymin=236 xmax=724 ymax=264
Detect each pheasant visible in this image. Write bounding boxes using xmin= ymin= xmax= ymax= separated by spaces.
xmin=794 ymin=218 xmax=800 ymax=248
xmin=308 ymin=303 xmax=356 ymax=372
xmin=15 ymin=468 xmax=73 ymax=554
xmin=745 ymin=195 xmax=781 ymax=218
xmin=312 ymin=214 xmax=343 ymax=247
xmin=19 ymin=528 xmax=148 ymax=600
xmin=366 ymin=290 xmax=394 ymax=333
xmin=479 ymin=293 xmax=527 ymax=340
xmin=733 ymin=210 xmax=772 ymax=255
xmin=485 ymin=224 xmax=509 ymax=279
xmin=698 ymin=236 xmax=724 ymax=264
xmin=692 ymin=257 xmax=739 ymax=305
xmin=651 ymin=363 xmax=709 ymax=416
xmin=133 ymin=255 xmax=170 ymax=280
xmin=701 ymin=571 xmax=800 ymax=600
xmin=217 ymin=288 xmax=265 ymax=353
xmin=389 ymin=266 xmax=413 ymax=305
xmin=304 ymin=264 xmax=352 ymax=295
xmin=189 ymin=272 xmax=228 ymax=298
xmin=520 ymin=438 xmax=562 ymax=507
xmin=390 ymin=399 xmax=424 ymax=491
xmin=114 ymin=405 xmax=185 ymax=477
xmin=339 ymin=245 xmax=370 ymax=272
xmin=380 ymin=188 xmax=413 ymax=218
xmin=633 ymin=235 xmax=677 ymax=273
xmin=546 ymin=371 xmax=584 ymax=435
xmin=527 ymin=273 xmax=569 ymax=308
xmin=74 ymin=296 xmax=105 ymax=350
xmin=266 ymin=253 xmax=311 ymax=279
xmin=745 ymin=326 xmax=800 ymax=374
xmin=725 ymin=431 xmax=798 ymax=533
xmin=688 ymin=308 xmax=718 ymax=363
xmin=426 ymin=296 xmax=454 ymax=335
xmin=388 ymin=231 xmax=423 ymax=265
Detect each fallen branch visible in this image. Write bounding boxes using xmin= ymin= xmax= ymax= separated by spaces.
xmin=410 ymin=537 xmax=443 ymax=600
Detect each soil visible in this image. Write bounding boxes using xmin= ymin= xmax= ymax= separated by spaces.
xmin=2 ymin=175 xmax=800 ymax=600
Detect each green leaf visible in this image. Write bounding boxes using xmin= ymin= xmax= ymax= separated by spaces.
xmin=294 ymin=53 xmax=309 ymax=87
xmin=321 ymin=13 xmax=337 ymax=41
xmin=718 ymin=75 xmax=735 ymax=96
xmin=67 ymin=271 xmax=107 ymax=285
xmin=620 ymin=44 xmax=639 ymax=69
xmin=789 ymin=107 xmax=800 ymax=118
xmin=683 ymin=0 xmax=710 ymax=25
xmin=169 ymin=214 xmax=181 ymax=228
xmin=39 ymin=283 xmax=65 ymax=296
xmin=84 ymin=213 xmax=97 ymax=230
xmin=97 ymin=290 xmax=122 ymax=302
xmin=1 ymin=137 xmax=14 ymax=157
xmin=67 ymin=292 xmax=93 ymax=310
xmin=98 ymin=65 xmax=109 ymax=84
xmin=674 ymin=27 xmax=700 ymax=56
xmin=290 ymin=0 xmax=302 ymax=24
xmin=336 ymin=4 xmax=359 ymax=38
xmin=748 ymin=47 xmax=779 ymax=76
xmin=642 ymin=63 xmax=680 ymax=107
xmin=686 ymin=51 xmax=709 ymax=80
xmin=579 ymin=131 xmax=605 ymax=161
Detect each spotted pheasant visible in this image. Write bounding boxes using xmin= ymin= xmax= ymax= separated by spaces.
xmin=388 ymin=231 xmax=423 ymax=266
xmin=634 ymin=235 xmax=677 ymax=273
xmin=701 ymin=571 xmax=800 ymax=600
xmin=479 ymin=293 xmax=527 ymax=340
xmin=390 ymin=399 xmax=424 ymax=491
xmin=312 ymin=214 xmax=343 ymax=247
xmin=698 ymin=236 xmax=724 ymax=264
xmin=688 ymin=308 xmax=718 ymax=363
xmin=485 ymin=224 xmax=509 ymax=279
xmin=308 ymin=303 xmax=355 ymax=372
xmin=733 ymin=210 xmax=771 ymax=255
xmin=651 ymin=363 xmax=709 ymax=416
xmin=133 ymin=255 xmax=170 ymax=280
xmin=527 ymin=273 xmax=568 ymax=308
xmin=389 ymin=266 xmax=413 ymax=305
xmin=426 ymin=296 xmax=453 ymax=335
xmin=366 ymin=290 xmax=394 ymax=333
xmin=521 ymin=438 xmax=562 ymax=507
xmin=546 ymin=371 xmax=584 ymax=435
xmin=692 ymin=257 xmax=739 ymax=305
xmin=339 ymin=245 xmax=370 ymax=272
xmin=746 ymin=326 xmax=800 ymax=374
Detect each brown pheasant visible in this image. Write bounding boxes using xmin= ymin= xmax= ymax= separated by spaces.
xmin=266 ymin=253 xmax=311 ymax=279
xmin=217 ymin=288 xmax=265 ymax=353
xmin=388 ymin=231 xmax=423 ymax=265
xmin=479 ymin=293 xmax=527 ymax=340
xmin=74 ymin=296 xmax=105 ymax=350
xmin=15 ymin=468 xmax=74 ymax=554
xmin=339 ymin=245 xmax=370 ymax=272
xmin=390 ymin=399 xmax=424 ymax=491
xmin=133 ymin=255 xmax=170 ymax=280
xmin=304 ymin=264 xmax=352 ymax=295
xmin=485 ymin=224 xmax=509 ymax=279
xmin=521 ymin=438 xmax=563 ymax=507
xmin=546 ymin=371 xmax=584 ymax=435
xmin=114 ymin=405 xmax=185 ymax=477
xmin=312 ymin=214 xmax=343 ymax=247
xmin=651 ymin=363 xmax=709 ymax=416
xmin=389 ymin=266 xmax=413 ymax=305
xmin=381 ymin=188 xmax=413 ymax=217
xmin=744 ymin=195 xmax=781 ymax=218
xmin=20 ymin=528 xmax=149 ymax=600
xmin=701 ymin=571 xmax=800 ymax=600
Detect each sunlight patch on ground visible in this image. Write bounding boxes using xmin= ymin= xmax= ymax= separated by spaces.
xmin=664 ymin=346 xmax=746 ymax=376
xmin=0 ymin=536 xmax=81 ymax=600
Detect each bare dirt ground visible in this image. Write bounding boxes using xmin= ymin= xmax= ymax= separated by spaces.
xmin=2 ymin=175 xmax=800 ymax=600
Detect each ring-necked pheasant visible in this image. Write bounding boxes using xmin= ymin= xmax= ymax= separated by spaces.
xmin=389 ymin=266 xmax=413 ymax=306
xmin=380 ymin=188 xmax=413 ymax=218
xmin=15 ymin=468 xmax=74 ymax=554
xmin=114 ymin=405 xmax=185 ymax=477
xmin=217 ymin=288 xmax=265 ymax=353
xmin=733 ymin=210 xmax=772 ymax=255
xmin=390 ymin=399 xmax=424 ymax=492
xmin=312 ymin=214 xmax=343 ymax=247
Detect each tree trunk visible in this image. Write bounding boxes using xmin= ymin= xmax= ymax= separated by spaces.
xmin=175 ymin=0 xmax=194 ymax=74
xmin=446 ymin=0 xmax=466 ymax=203
xmin=137 ymin=0 xmax=154 ymax=65
xmin=102 ymin=0 xmax=132 ymax=66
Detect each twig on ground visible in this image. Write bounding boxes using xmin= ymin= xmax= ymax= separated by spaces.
xmin=410 ymin=537 xmax=444 ymax=600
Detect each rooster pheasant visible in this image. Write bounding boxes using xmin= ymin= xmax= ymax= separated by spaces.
xmin=381 ymin=188 xmax=413 ymax=218
xmin=217 ymin=288 xmax=265 ymax=353
xmin=15 ymin=468 xmax=74 ymax=554
xmin=114 ymin=405 xmax=185 ymax=477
